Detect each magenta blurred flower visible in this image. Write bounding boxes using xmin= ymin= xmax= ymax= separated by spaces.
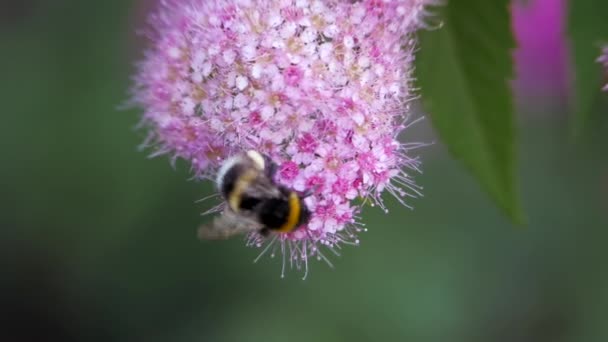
xmin=132 ymin=0 xmax=430 ymax=273
xmin=512 ymin=0 xmax=569 ymax=103
xmin=598 ymin=46 xmax=608 ymax=91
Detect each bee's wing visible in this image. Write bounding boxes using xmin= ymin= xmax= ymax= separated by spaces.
xmin=198 ymin=209 xmax=263 ymax=240
xmin=243 ymin=176 xmax=282 ymax=199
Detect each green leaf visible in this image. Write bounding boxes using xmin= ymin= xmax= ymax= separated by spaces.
xmin=568 ymin=0 xmax=608 ymax=136
xmin=415 ymin=0 xmax=524 ymax=223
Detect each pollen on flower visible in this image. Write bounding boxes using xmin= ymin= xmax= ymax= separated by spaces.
xmin=132 ymin=0 xmax=434 ymax=277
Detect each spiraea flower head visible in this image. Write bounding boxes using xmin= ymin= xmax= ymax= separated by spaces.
xmin=132 ymin=0 xmax=432 ymax=276
xmin=599 ymin=46 xmax=608 ymax=91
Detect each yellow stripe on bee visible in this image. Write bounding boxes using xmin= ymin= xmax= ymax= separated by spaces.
xmin=277 ymin=192 xmax=301 ymax=233
xmin=228 ymin=169 xmax=258 ymax=212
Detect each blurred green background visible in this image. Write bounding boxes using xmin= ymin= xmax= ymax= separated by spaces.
xmin=1 ymin=1 xmax=607 ymax=341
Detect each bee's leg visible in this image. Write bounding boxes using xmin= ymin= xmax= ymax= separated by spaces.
xmin=259 ymin=227 xmax=272 ymax=238
xmin=262 ymin=154 xmax=278 ymax=179
xmin=300 ymin=184 xmax=320 ymax=198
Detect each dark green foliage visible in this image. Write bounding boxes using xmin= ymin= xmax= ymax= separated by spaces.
xmin=416 ymin=0 xmax=524 ymax=223
xmin=568 ymin=0 xmax=608 ymax=135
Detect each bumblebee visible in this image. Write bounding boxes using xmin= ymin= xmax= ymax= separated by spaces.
xmin=198 ymin=150 xmax=311 ymax=240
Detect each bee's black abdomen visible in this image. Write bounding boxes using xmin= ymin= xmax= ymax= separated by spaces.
xmin=239 ymin=195 xmax=261 ymax=211
xmin=259 ymin=198 xmax=290 ymax=229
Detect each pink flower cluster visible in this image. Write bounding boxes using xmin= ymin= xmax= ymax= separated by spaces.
xmin=599 ymin=46 xmax=608 ymax=91
xmin=132 ymin=0 xmax=430 ymax=273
